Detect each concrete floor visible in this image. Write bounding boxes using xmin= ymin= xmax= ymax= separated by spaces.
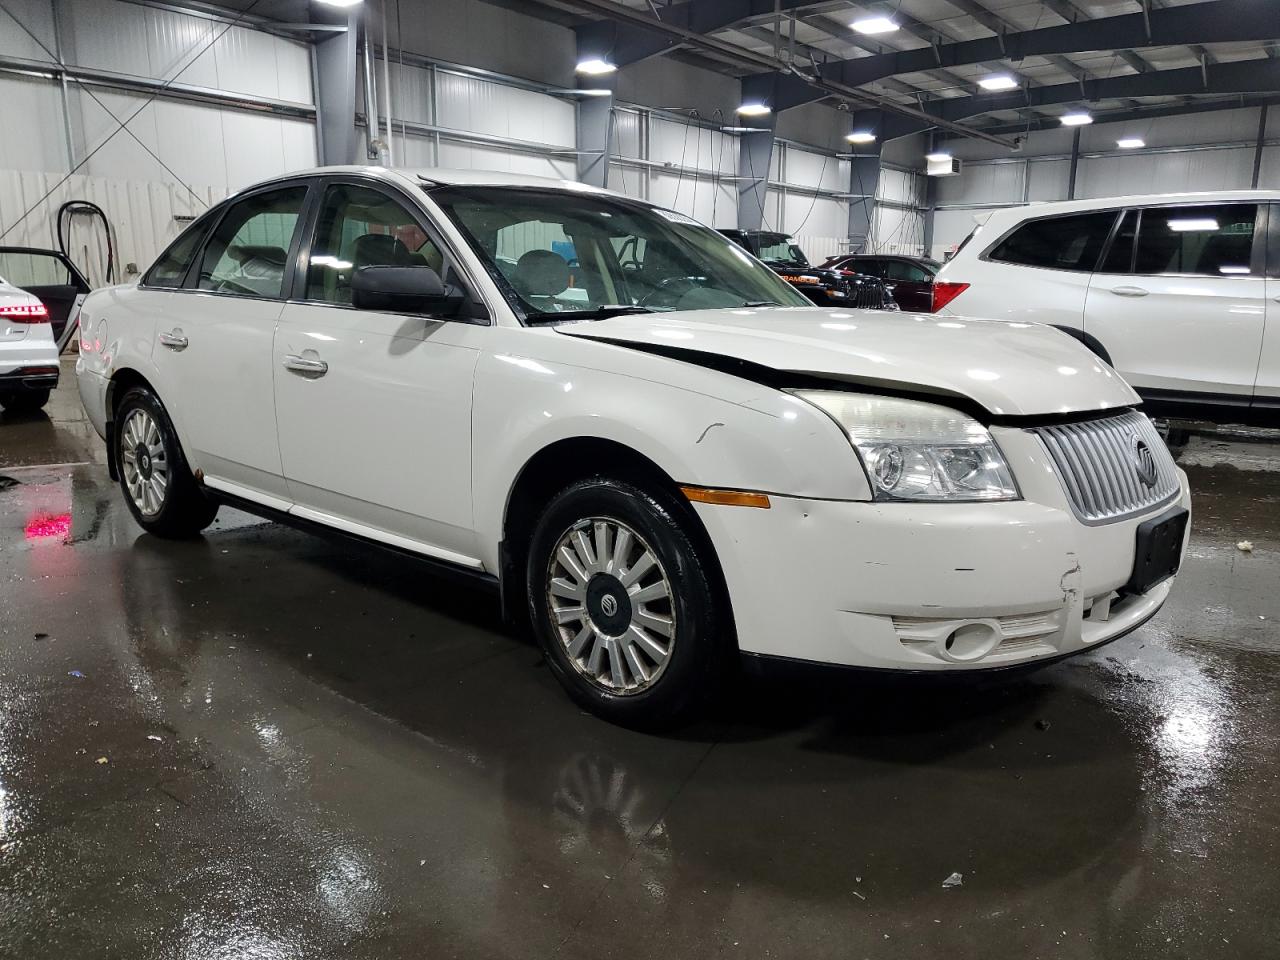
xmin=2 ymin=358 xmax=1278 ymax=959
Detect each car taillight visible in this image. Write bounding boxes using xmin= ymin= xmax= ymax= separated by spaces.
xmin=0 ymin=302 xmax=50 ymax=323
xmin=930 ymin=281 xmax=969 ymax=313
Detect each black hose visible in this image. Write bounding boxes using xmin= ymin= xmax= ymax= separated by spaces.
xmin=56 ymin=200 xmax=115 ymax=284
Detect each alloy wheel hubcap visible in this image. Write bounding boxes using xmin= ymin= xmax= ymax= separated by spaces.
xmin=119 ymin=409 xmax=169 ymax=517
xmin=547 ymin=518 xmax=676 ymax=695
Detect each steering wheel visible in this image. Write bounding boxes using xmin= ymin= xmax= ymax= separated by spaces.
xmin=637 ymin=275 xmax=706 ymax=309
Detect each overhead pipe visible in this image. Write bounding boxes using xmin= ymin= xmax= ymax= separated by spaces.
xmin=554 ymin=0 xmax=1018 ymax=149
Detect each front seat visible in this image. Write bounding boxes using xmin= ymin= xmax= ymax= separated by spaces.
xmin=511 ymin=249 xmax=570 ymax=301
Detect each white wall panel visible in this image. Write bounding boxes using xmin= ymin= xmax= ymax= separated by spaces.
xmin=435 ymin=72 xmax=573 ymax=148
xmin=649 ymin=172 xmax=732 ymax=227
xmin=0 ymin=0 xmax=57 ymax=61
xmin=607 ymin=164 xmax=646 ymax=202
xmin=437 ymin=142 xmax=573 ymax=180
xmin=1027 ymin=159 xmax=1070 ymax=200
xmin=144 ymin=5 xmax=219 ymax=89
xmin=73 ymin=88 xmax=161 ymax=183
xmin=1076 ymin=147 xmax=1257 ymax=197
xmin=930 ymin=208 xmax=992 ymax=260
xmin=0 ymin=75 xmax=67 ymax=173
xmin=786 ymin=148 xmax=844 ymax=193
xmin=612 ymin=110 xmax=642 ymax=161
xmin=67 ymin=0 xmax=150 ymax=75
xmin=0 ymin=168 xmax=222 ymax=282
xmin=384 ymin=61 xmax=433 ymax=126
xmin=1260 ymin=145 xmax=1280 ymax=187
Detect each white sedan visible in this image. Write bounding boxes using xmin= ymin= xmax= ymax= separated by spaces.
xmin=0 ymin=271 xmax=60 ymax=413
xmin=76 ymin=167 xmax=1191 ymax=725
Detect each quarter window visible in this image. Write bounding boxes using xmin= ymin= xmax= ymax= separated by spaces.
xmin=1133 ymin=204 xmax=1257 ymax=276
xmin=884 ymin=260 xmax=930 ymax=282
xmin=195 ymin=187 xmax=307 ymax=298
xmin=0 ymin=250 xmax=72 ymax=287
xmin=305 ymin=183 xmax=446 ymax=305
xmin=988 ymin=212 xmax=1117 ymax=272
xmin=145 ymin=221 xmax=209 ymax=288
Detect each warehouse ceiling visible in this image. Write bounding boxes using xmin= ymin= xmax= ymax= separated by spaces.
xmin=525 ymin=0 xmax=1280 ymax=137
xmin=214 ymin=0 xmax=1279 ymax=141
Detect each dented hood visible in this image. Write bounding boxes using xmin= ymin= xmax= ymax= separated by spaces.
xmin=556 ymin=306 xmax=1140 ymax=419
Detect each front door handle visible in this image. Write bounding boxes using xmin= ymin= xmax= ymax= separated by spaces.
xmin=1110 ymin=285 xmax=1149 ymax=298
xmin=158 ymin=329 xmax=188 ymax=350
xmin=283 ymin=354 xmax=328 ymax=378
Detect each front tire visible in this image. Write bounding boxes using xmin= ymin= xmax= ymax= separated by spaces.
xmin=0 ymin=389 xmax=50 ymax=413
xmin=527 ymin=477 xmax=725 ymax=727
xmin=114 ymin=386 xmax=218 ymax=538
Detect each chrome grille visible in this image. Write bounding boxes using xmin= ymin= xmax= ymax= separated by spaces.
xmin=1030 ymin=410 xmax=1180 ymax=525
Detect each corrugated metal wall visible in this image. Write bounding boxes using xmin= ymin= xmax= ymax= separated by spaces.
xmin=0 ymin=0 xmax=316 ymax=275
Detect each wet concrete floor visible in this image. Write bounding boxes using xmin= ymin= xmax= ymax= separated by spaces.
xmin=1 ymin=358 xmax=1278 ymax=959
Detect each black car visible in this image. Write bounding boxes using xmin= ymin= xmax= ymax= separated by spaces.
xmin=819 ymin=254 xmax=940 ymax=313
xmin=718 ymin=230 xmax=895 ymax=310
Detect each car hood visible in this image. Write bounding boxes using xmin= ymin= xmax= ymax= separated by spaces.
xmin=556 ymin=306 xmax=1140 ymax=418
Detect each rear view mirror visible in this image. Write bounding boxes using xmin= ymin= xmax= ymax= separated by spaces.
xmin=351 ymin=265 xmax=464 ymax=316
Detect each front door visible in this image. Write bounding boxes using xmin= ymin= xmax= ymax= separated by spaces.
xmin=1084 ymin=203 xmax=1266 ymax=400
xmin=150 ymin=183 xmax=309 ymax=503
xmin=273 ymin=180 xmax=484 ymax=563
xmin=0 ymin=248 xmax=90 ymax=349
xmin=1258 ymin=202 xmax=1280 ymax=414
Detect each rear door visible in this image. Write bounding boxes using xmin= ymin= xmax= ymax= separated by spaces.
xmin=882 ymin=259 xmax=933 ymax=312
xmin=1084 ymin=202 xmax=1265 ymax=400
xmin=0 ymin=248 xmax=90 ymax=349
xmin=150 ymin=182 xmax=310 ymax=504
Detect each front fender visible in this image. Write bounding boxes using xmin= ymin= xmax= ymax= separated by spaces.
xmin=470 ymin=339 xmax=870 ymax=571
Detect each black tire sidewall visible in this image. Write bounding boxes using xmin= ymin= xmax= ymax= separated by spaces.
xmin=114 ymin=387 xmax=214 ymax=537
xmin=526 ymin=477 xmax=723 ymax=726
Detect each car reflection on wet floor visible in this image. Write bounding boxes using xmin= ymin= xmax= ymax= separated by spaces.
xmin=1 ymin=366 xmax=1278 ymax=959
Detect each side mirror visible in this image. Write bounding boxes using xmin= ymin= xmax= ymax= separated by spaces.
xmin=351 ymin=265 xmax=464 ymax=316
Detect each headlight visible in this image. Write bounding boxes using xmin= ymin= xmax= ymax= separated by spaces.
xmin=791 ymin=391 xmax=1019 ymax=502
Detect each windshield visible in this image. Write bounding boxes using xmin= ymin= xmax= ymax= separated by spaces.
xmin=754 ymin=235 xmax=809 ymax=267
xmin=427 ymin=186 xmax=810 ymax=322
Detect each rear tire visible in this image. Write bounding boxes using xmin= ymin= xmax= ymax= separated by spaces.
xmin=114 ymin=386 xmax=218 ymax=538
xmin=0 ymin=389 xmax=50 ymax=413
xmin=526 ymin=477 xmax=726 ymax=727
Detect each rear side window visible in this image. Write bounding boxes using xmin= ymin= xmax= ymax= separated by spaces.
xmin=1133 ymin=204 xmax=1257 ymax=276
xmin=988 ymin=212 xmax=1117 ymax=272
xmin=885 ymin=260 xmax=931 ymax=282
xmin=194 ymin=186 xmax=308 ymax=299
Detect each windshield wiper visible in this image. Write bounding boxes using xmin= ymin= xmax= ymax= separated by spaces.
xmin=526 ymin=304 xmax=665 ymax=325
xmin=741 ymin=300 xmax=783 ymax=307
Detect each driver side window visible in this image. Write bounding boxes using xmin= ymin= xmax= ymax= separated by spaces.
xmin=305 ymin=183 xmax=446 ymax=305
xmin=195 ymin=186 xmax=307 ymax=299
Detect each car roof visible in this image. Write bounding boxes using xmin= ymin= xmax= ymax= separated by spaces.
xmin=243 ymin=165 xmax=636 ymax=200
xmin=983 ymin=189 xmax=1280 ymax=223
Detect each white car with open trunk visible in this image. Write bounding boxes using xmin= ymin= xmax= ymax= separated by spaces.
xmin=76 ymin=167 xmax=1191 ymax=724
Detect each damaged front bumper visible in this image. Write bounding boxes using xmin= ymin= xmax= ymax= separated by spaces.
xmin=691 ymin=467 xmax=1192 ymax=673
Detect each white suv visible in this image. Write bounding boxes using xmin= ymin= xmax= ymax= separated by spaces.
xmin=76 ymin=167 xmax=1190 ymax=725
xmin=933 ymin=191 xmax=1280 ymax=426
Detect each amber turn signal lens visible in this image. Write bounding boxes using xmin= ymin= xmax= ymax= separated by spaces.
xmin=680 ymin=486 xmax=771 ymax=508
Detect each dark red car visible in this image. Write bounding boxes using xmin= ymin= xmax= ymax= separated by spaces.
xmin=819 ymin=254 xmax=941 ymax=313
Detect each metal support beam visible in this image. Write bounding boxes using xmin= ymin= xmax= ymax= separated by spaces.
xmin=959 ymin=92 xmax=1280 ymax=136
xmin=847 ymin=145 xmax=880 ymax=254
xmin=737 ymin=114 xmax=777 ymax=231
xmin=314 ymin=9 xmax=359 ymax=166
xmin=576 ymin=88 xmax=616 ymax=187
xmin=1252 ymin=104 xmax=1269 ymax=189
xmin=1067 ymin=127 xmax=1080 ymax=200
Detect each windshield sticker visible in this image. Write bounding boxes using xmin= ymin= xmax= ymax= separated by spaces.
xmin=654 ymin=208 xmax=701 ymax=227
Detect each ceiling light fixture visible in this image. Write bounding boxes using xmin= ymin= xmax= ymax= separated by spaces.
xmin=978 ymin=74 xmax=1018 ymax=91
xmin=846 ymin=130 xmax=877 ymax=144
xmin=736 ymin=102 xmax=772 ymax=117
xmin=1116 ymin=137 xmax=1145 ymax=149
xmin=314 ymin=0 xmax=363 ymax=6
xmin=575 ymin=58 xmax=617 ymax=75
xmin=925 ymin=152 xmax=952 ymax=162
xmin=1060 ymin=112 xmax=1093 ymax=126
xmin=852 ymin=16 xmax=898 ymax=35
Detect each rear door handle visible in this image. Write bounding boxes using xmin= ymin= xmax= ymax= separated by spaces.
xmin=1110 ymin=285 xmax=1149 ymax=298
xmin=283 ymin=354 xmax=328 ymax=377
xmin=158 ymin=329 xmax=188 ymax=350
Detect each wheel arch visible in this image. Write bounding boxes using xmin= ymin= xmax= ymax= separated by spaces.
xmin=498 ymin=435 xmax=735 ymax=645
xmin=1050 ymin=324 xmax=1113 ymax=366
